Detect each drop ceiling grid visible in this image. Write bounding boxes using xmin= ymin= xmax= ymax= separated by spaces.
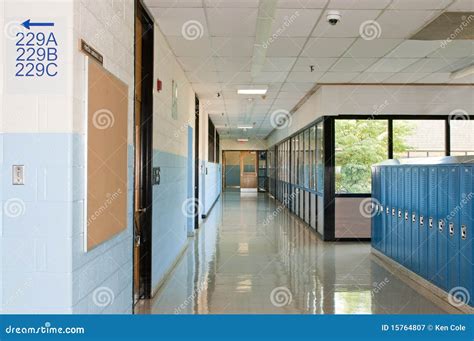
xmin=144 ymin=0 xmax=470 ymax=140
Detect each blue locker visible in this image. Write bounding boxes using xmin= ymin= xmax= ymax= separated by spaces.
xmin=371 ymin=167 xmax=378 ymax=250
xmin=397 ymin=167 xmax=405 ymax=265
xmin=411 ymin=167 xmax=419 ymax=274
xmin=386 ymin=167 xmax=392 ymax=258
xmin=419 ymin=167 xmax=429 ymax=279
xmin=380 ymin=166 xmax=387 ymax=254
xmin=375 ymin=166 xmax=382 ymax=250
xmin=404 ymin=166 xmax=412 ymax=269
xmin=427 ymin=167 xmax=438 ymax=283
xmin=436 ymin=166 xmax=449 ymax=290
xmin=392 ymin=167 xmax=398 ymax=260
xmin=447 ymin=166 xmax=460 ymax=293
xmin=459 ymin=165 xmax=473 ymax=306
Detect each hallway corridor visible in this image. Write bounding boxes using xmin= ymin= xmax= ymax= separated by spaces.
xmin=137 ymin=192 xmax=446 ymax=315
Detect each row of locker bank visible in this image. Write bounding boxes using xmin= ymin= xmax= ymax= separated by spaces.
xmin=371 ymin=156 xmax=474 ymax=307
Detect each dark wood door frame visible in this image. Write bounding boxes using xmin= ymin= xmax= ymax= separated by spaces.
xmin=194 ymin=95 xmax=200 ymax=229
xmin=133 ymin=1 xmax=154 ymax=304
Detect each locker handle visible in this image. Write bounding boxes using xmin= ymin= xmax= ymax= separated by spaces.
xmin=429 ymin=217 xmax=433 ymax=228
xmin=386 ymin=207 xmax=389 ymax=215
xmin=420 ymin=216 xmax=424 ymax=226
xmin=404 ymin=211 xmax=408 ymax=221
xmin=398 ymin=210 xmax=402 ymax=219
xmin=439 ymin=219 xmax=444 ymax=232
xmin=392 ymin=208 xmax=395 ymax=216
xmin=461 ymin=225 xmax=467 ymax=240
xmin=412 ymin=213 xmax=416 ymax=223
xmin=449 ymin=222 xmax=454 ymax=236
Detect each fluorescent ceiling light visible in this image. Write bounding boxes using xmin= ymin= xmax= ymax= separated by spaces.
xmin=238 ymin=126 xmax=253 ymax=129
xmin=450 ymin=64 xmax=474 ymax=80
xmin=237 ymin=138 xmax=249 ymax=142
xmin=237 ymin=89 xmax=267 ymax=95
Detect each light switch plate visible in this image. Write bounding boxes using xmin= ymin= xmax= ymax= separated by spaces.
xmin=12 ymin=165 xmax=25 ymax=185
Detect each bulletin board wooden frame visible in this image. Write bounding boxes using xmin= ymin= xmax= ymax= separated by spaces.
xmin=85 ymin=57 xmax=128 ymax=251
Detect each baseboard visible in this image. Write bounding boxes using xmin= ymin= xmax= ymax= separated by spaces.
xmin=371 ymin=248 xmax=473 ymax=314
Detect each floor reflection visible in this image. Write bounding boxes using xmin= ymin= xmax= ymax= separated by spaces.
xmin=136 ymin=192 xmax=446 ymax=314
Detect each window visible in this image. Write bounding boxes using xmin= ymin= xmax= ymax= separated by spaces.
xmin=215 ymin=132 xmax=220 ymax=163
xmin=299 ymin=132 xmax=304 ymax=186
xmin=393 ymin=119 xmax=445 ymax=158
xmin=450 ymin=120 xmax=474 ymax=156
xmin=310 ymin=126 xmax=316 ymax=190
xmin=304 ymin=129 xmax=310 ymax=189
xmin=335 ymin=119 xmax=388 ymax=194
xmin=316 ymin=123 xmax=324 ymax=192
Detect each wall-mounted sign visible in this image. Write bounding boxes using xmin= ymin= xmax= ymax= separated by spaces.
xmin=80 ymin=40 xmax=103 ymax=65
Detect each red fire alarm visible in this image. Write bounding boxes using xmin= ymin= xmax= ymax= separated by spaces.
xmin=157 ymin=79 xmax=162 ymax=92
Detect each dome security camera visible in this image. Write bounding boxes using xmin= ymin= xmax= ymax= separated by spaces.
xmin=327 ymin=10 xmax=341 ymax=26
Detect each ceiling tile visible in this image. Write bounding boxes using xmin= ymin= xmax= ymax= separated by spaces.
xmin=219 ymin=71 xmax=252 ymax=83
xmin=277 ymin=0 xmax=328 ymax=8
xmin=262 ymin=57 xmax=297 ymax=71
xmin=328 ymin=0 xmax=391 ymax=9
xmin=313 ymin=10 xmax=381 ymax=38
xmin=351 ymin=72 xmax=395 ymax=83
xmin=447 ymin=0 xmax=474 ymax=11
xmin=344 ymin=39 xmax=403 ymax=57
xmin=270 ymin=9 xmax=322 ymax=37
xmin=214 ymin=56 xmax=252 ymax=72
xmin=287 ymin=71 xmax=324 ymax=83
xmin=149 ymin=8 xmax=208 ymax=37
xmin=252 ymin=72 xmax=289 ymax=83
xmin=144 ymin=0 xmax=203 ymax=8
xmin=280 ymin=82 xmax=316 ymax=92
xmin=376 ymin=10 xmax=440 ymax=39
xmin=207 ymin=8 xmax=258 ymax=36
xmin=385 ymin=40 xmax=441 ymax=58
xmin=330 ymin=57 xmax=378 ymax=72
xmin=265 ymin=37 xmax=307 ymax=56
xmin=302 ymin=38 xmax=355 ymax=57
xmin=429 ymin=41 xmax=474 ymax=58
xmin=401 ymin=58 xmax=462 ymax=73
xmin=366 ymin=58 xmax=419 ymax=72
xmin=293 ymin=57 xmax=338 ymax=71
xmin=178 ymin=57 xmax=216 ymax=72
xmin=389 ymin=0 xmax=451 ymax=10
xmin=205 ymin=0 xmax=259 ymax=7
xmin=383 ymin=72 xmax=429 ymax=83
xmin=167 ymin=36 xmax=213 ymax=57
xmin=319 ymin=72 xmax=360 ymax=82
xmin=415 ymin=73 xmax=451 ymax=83
xmin=211 ymin=37 xmax=255 ymax=56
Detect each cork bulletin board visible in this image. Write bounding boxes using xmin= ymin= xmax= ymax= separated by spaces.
xmin=85 ymin=57 xmax=128 ymax=251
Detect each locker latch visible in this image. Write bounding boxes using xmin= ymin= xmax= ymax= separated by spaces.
xmin=449 ymin=222 xmax=454 ymax=236
xmin=404 ymin=211 xmax=408 ymax=221
xmin=379 ymin=205 xmax=383 ymax=213
xmin=412 ymin=213 xmax=416 ymax=223
xmin=461 ymin=224 xmax=467 ymax=240
xmin=398 ymin=210 xmax=402 ymax=219
xmin=392 ymin=208 xmax=395 ymax=216
xmin=439 ymin=219 xmax=444 ymax=232
xmin=420 ymin=216 xmax=424 ymax=226
xmin=386 ymin=207 xmax=389 ymax=215
xmin=429 ymin=217 xmax=433 ymax=228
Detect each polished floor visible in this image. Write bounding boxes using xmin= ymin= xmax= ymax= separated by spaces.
xmin=137 ymin=191 xmax=446 ymax=314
